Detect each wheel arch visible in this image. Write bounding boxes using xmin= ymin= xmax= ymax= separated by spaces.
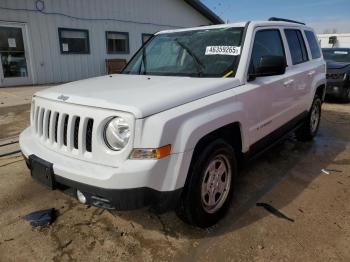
xmin=190 ymin=122 xmax=243 ymax=162
xmin=309 ymin=72 xmax=326 ymax=110
xmin=315 ymin=84 xmax=326 ymax=102
xmin=178 ymin=122 xmax=243 ymax=190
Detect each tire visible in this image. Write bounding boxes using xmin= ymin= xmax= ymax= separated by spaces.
xmin=341 ymin=88 xmax=350 ymax=103
xmin=295 ymin=95 xmax=322 ymax=141
xmin=176 ymin=139 xmax=237 ymax=228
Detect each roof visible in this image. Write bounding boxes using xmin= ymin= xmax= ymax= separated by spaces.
xmin=157 ymin=20 xmax=313 ymax=35
xmin=157 ymin=22 xmax=246 ymax=35
xmin=184 ymin=0 xmax=224 ymax=24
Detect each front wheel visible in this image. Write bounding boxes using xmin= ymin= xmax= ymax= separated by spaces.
xmin=295 ymin=95 xmax=322 ymax=141
xmin=176 ymin=139 xmax=236 ymax=228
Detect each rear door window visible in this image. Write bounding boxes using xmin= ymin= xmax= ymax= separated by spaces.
xmin=304 ymin=30 xmax=321 ymax=59
xmin=284 ymin=29 xmax=309 ymax=64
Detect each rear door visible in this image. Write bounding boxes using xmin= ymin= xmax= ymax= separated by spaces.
xmin=283 ymin=28 xmax=313 ymax=114
xmin=304 ymin=29 xmax=325 ymax=101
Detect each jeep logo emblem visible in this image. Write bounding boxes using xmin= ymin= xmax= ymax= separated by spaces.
xmin=57 ymin=94 xmax=69 ymax=101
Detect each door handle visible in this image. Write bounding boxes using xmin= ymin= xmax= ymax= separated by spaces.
xmin=283 ymin=79 xmax=294 ymax=86
xmin=308 ymin=70 xmax=316 ymax=77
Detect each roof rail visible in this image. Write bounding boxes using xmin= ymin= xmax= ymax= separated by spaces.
xmin=268 ymin=17 xmax=305 ymax=25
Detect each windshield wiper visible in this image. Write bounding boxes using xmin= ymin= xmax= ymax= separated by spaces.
xmin=138 ymin=48 xmax=147 ymax=75
xmin=174 ymin=38 xmax=205 ymax=76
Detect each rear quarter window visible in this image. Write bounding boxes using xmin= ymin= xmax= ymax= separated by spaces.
xmin=305 ymin=30 xmax=321 ymax=59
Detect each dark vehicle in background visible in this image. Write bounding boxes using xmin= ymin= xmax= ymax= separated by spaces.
xmin=322 ymin=48 xmax=350 ymax=102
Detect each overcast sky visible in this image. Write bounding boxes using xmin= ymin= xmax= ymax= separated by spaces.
xmin=202 ymin=0 xmax=350 ymax=33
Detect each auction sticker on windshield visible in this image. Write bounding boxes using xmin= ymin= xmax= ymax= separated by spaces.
xmin=205 ymin=46 xmax=241 ymax=56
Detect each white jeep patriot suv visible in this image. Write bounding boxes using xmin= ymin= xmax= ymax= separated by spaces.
xmin=20 ymin=18 xmax=326 ymax=227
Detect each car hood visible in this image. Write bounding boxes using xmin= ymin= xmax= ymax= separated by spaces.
xmin=326 ymin=61 xmax=350 ymax=70
xmin=35 ymin=74 xmax=241 ymax=118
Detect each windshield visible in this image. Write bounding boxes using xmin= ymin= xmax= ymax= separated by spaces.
xmin=122 ymin=27 xmax=244 ymax=77
xmin=322 ymin=49 xmax=350 ymax=63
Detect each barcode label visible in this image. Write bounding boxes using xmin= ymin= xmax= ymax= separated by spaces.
xmin=205 ymin=46 xmax=241 ymax=56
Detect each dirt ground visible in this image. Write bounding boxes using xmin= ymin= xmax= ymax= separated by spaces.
xmin=0 ymin=102 xmax=349 ymax=262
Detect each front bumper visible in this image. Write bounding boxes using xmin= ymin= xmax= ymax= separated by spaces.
xmin=20 ymin=127 xmax=183 ymax=211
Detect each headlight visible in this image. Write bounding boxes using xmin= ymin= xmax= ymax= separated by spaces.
xmin=103 ymin=117 xmax=130 ymax=151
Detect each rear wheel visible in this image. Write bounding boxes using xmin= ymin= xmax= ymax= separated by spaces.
xmin=295 ymin=95 xmax=322 ymax=141
xmin=341 ymin=88 xmax=350 ymax=103
xmin=176 ymin=139 xmax=236 ymax=228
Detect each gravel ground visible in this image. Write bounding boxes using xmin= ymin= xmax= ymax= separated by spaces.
xmin=0 ymin=102 xmax=349 ymax=262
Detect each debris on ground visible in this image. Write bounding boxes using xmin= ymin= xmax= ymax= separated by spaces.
xmin=326 ymin=169 xmax=342 ymax=173
xmin=23 ymin=208 xmax=57 ymax=228
xmin=258 ymin=244 xmax=264 ymax=250
xmin=256 ymin=203 xmax=294 ymax=222
xmin=321 ymin=169 xmax=330 ymax=175
xmin=61 ymin=239 xmax=72 ymax=249
xmin=321 ymin=168 xmax=342 ymax=175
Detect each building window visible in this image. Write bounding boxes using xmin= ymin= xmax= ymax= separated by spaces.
xmin=106 ymin=31 xmax=129 ymax=54
xmin=142 ymin=33 xmax=153 ymax=44
xmin=58 ymin=28 xmax=90 ymax=54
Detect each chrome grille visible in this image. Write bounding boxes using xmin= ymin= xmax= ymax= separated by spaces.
xmin=33 ymin=106 xmax=94 ymax=154
xmin=30 ymin=96 xmax=134 ymax=168
xmin=326 ymin=73 xmax=345 ymax=80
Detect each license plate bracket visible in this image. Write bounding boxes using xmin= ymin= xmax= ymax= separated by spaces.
xmin=29 ymin=155 xmax=55 ymax=189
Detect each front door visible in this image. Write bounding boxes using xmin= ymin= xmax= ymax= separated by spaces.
xmin=242 ymin=28 xmax=291 ymax=145
xmin=0 ymin=22 xmax=33 ymax=87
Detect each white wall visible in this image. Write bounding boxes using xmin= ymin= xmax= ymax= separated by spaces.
xmin=317 ymin=33 xmax=350 ymax=48
xmin=0 ymin=0 xmax=211 ymax=85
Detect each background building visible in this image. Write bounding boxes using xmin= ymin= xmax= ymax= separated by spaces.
xmin=0 ymin=0 xmax=222 ymax=87
xmin=317 ymin=33 xmax=350 ymax=48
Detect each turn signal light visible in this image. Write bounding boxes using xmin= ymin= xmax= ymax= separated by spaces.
xmin=129 ymin=144 xmax=171 ymax=160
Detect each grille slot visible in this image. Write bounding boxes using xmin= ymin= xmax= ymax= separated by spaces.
xmin=47 ymin=111 xmax=51 ymax=139
xmin=86 ymin=119 xmax=94 ymax=152
xmin=34 ymin=106 xmax=40 ymax=133
xmin=39 ymin=108 xmax=45 ymax=136
xmin=54 ymin=113 xmax=60 ymax=143
xmin=73 ymin=117 xmax=80 ymax=149
xmin=63 ymin=115 xmax=69 ymax=146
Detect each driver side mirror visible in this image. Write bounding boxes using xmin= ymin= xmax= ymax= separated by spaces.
xmin=249 ymin=55 xmax=286 ymax=79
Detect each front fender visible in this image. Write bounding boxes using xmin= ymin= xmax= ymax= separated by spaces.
xmin=134 ymin=89 xmax=248 ymax=190
xmin=136 ymin=89 xmax=247 ymax=153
